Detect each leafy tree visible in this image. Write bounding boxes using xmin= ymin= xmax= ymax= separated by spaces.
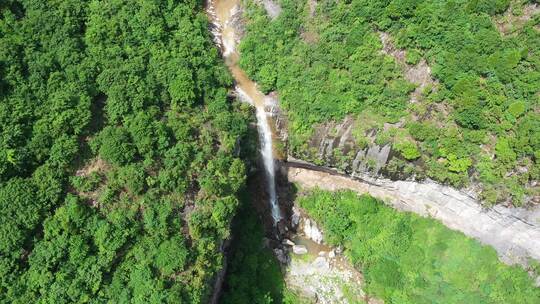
xmin=507 ymin=100 xmax=527 ymax=119
xmin=495 ymin=137 xmax=517 ymax=165
xmin=155 ymin=236 xmax=189 ymax=276
xmin=446 ymin=153 xmax=472 ymax=173
xmin=94 ymin=126 xmax=137 ymax=166
xmin=169 ymin=66 xmax=197 ymax=108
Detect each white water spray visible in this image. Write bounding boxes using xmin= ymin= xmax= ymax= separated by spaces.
xmin=237 ymin=89 xmax=281 ymax=222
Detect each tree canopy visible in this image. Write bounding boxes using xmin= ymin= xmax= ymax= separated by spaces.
xmin=0 ymin=0 xmax=251 ymax=302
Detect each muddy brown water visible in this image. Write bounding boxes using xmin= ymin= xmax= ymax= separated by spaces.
xmin=211 ymin=0 xmax=266 ymax=108
xmin=209 ymin=0 xmax=284 ymax=223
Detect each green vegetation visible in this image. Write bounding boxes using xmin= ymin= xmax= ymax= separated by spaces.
xmin=240 ymin=0 xmax=540 ymax=205
xmin=1 ymin=0 xmax=538 ymax=301
xmin=220 ymin=191 xmax=312 ymax=304
xmin=0 ymin=0 xmax=251 ymax=302
xmin=220 ymin=194 xmax=286 ymax=304
xmin=299 ymin=189 xmax=540 ymax=303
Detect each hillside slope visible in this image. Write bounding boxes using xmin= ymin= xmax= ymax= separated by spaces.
xmin=240 ymin=0 xmax=540 ymax=206
xmin=0 ymin=1 xmax=250 ymax=302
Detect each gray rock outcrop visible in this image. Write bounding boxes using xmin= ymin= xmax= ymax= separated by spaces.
xmin=302 ymin=218 xmax=324 ymax=244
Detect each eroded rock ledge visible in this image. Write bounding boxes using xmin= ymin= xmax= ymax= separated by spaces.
xmin=282 ymin=160 xmax=540 ymax=268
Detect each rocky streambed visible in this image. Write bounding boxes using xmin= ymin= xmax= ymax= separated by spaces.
xmin=275 ymin=206 xmax=380 ymax=304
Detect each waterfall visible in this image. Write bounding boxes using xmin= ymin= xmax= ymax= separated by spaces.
xmin=255 ymin=104 xmax=281 ymax=222
xmin=237 ymin=88 xmax=282 ymax=222
xmin=209 ymin=0 xmax=282 ymax=224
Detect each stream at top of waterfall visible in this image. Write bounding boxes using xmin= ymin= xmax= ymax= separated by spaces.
xmin=208 ymin=0 xmax=282 ymax=225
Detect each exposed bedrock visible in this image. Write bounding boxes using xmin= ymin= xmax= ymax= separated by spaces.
xmin=281 ymin=161 xmax=540 ymax=268
xmin=269 ymin=97 xmax=393 ymax=177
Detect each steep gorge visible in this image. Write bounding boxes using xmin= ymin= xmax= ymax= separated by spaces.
xmin=206 ymin=0 xmax=540 ymax=301
xmin=208 ymin=0 xmax=540 ymax=268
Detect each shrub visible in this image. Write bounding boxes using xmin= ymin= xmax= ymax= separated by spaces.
xmin=394 ymin=141 xmax=421 ymax=160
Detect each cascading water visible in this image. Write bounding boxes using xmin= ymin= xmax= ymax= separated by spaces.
xmin=239 ymin=89 xmax=281 ymax=223
xmin=255 ymin=103 xmax=281 ymax=222
xmin=208 ymin=0 xmax=282 ymax=224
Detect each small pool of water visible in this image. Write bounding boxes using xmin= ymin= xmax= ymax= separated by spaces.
xmin=292 ymin=235 xmax=332 ymax=256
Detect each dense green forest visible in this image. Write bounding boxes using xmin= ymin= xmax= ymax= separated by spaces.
xmin=0 ymin=0 xmax=252 ymax=302
xmin=299 ymin=189 xmax=540 ymax=303
xmin=240 ymin=0 xmax=540 ymax=205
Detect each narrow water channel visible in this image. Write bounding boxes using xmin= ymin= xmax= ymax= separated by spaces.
xmin=208 ymin=0 xmax=282 ymax=224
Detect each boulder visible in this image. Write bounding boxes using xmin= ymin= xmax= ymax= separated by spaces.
xmin=274 ymin=248 xmax=289 ymax=264
xmin=304 ymin=219 xmax=323 ymax=244
xmin=282 ymin=238 xmax=295 ymax=246
xmin=293 ymin=245 xmax=308 ymax=255
xmin=291 ymin=206 xmax=301 ymax=228
xmin=328 ymin=250 xmax=336 ymax=259
xmin=277 ymin=220 xmax=288 ymax=236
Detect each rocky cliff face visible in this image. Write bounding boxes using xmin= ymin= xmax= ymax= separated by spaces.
xmin=270 ymin=93 xmax=394 ymax=177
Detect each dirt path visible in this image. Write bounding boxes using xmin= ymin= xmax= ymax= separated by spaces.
xmin=282 ymin=162 xmax=540 ymax=267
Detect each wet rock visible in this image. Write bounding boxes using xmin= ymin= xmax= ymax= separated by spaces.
xmin=303 ymin=219 xmax=323 ymax=244
xmin=291 ymin=206 xmax=301 ymax=229
xmin=282 ymin=239 xmax=295 ymax=246
xmin=274 ymin=248 xmax=289 ymax=264
xmin=277 ymin=220 xmax=288 ymax=236
xmin=293 ymin=245 xmax=308 ymax=255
